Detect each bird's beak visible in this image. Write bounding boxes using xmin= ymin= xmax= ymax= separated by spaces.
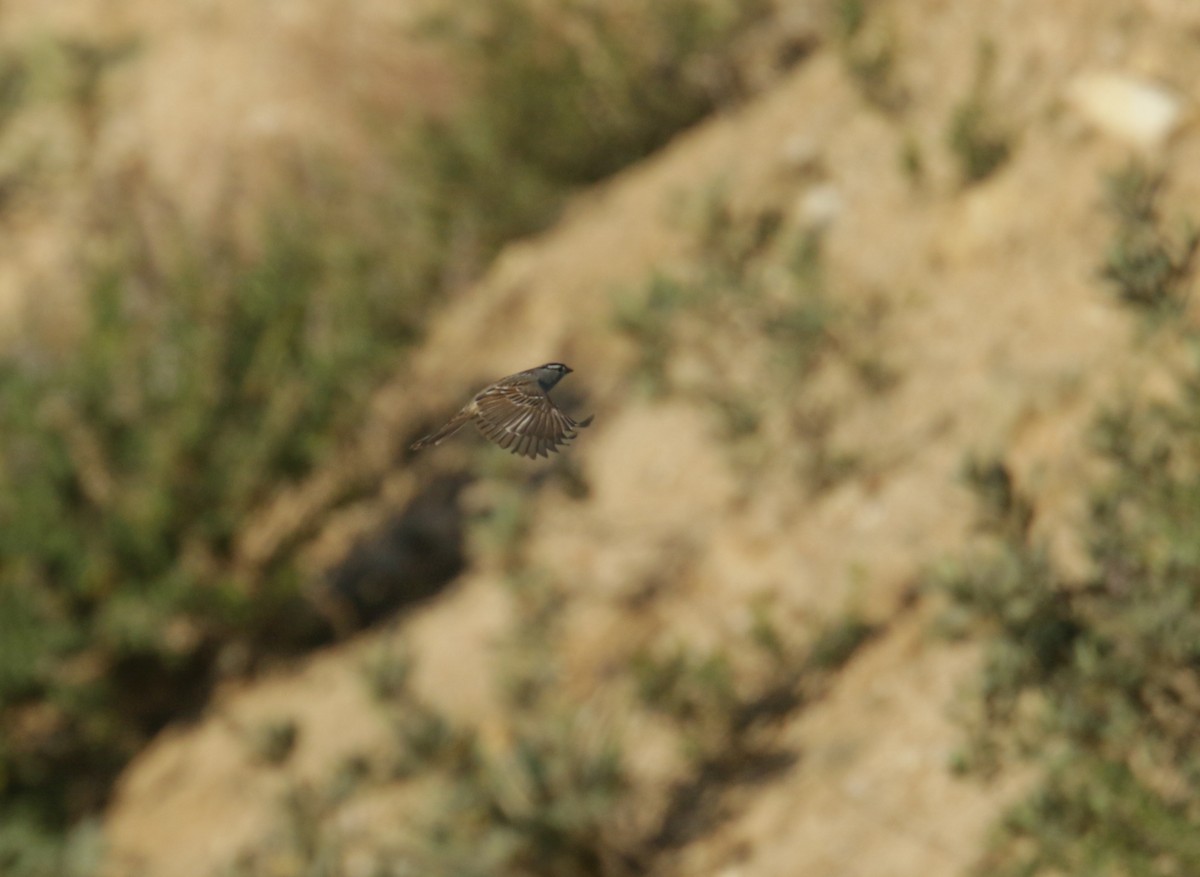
xmin=563 ymin=366 xmax=573 ymax=374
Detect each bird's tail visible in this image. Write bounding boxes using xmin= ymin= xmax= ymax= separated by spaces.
xmin=410 ymin=408 xmax=473 ymax=451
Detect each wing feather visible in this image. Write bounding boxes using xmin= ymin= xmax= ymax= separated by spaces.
xmin=413 ymin=370 xmax=593 ymax=458
xmin=472 ymin=377 xmax=592 ymax=458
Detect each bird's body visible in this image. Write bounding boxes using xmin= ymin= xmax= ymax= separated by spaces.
xmin=410 ymin=363 xmax=593 ymax=459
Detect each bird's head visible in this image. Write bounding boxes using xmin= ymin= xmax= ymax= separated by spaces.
xmin=531 ymin=362 xmax=572 ymax=389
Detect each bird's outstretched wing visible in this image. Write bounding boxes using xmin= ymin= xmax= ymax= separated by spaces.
xmin=474 ymin=380 xmax=591 ymax=458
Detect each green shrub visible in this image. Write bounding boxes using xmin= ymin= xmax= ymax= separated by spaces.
xmin=429 ymin=0 xmax=769 ymax=182
xmin=938 ymin=171 xmax=1200 ymax=873
xmin=946 ymin=41 xmax=1013 ymax=184
xmin=403 ymin=715 xmax=630 ymax=877
xmin=1100 ymin=161 xmax=1199 ymax=313
xmin=0 ymin=211 xmax=410 ymax=838
xmin=356 ymin=581 xmax=634 ymax=877
xmin=409 ymin=0 xmax=774 ymax=277
xmin=940 ymin=358 xmax=1200 ymax=873
xmin=613 ymin=197 xmax=838 ymax=399
xmin=835 ymin=0 xmax=908 ymax=114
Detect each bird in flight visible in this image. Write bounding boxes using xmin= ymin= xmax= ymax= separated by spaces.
xmin=410 ymin=363 xmax=593 ymax=459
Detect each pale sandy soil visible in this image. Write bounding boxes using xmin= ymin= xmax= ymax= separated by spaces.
xmin=4 ymin=0 xmax=1197 ymax=875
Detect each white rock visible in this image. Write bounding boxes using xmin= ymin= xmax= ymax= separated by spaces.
xmin=1066 ymin=71 xmax=1185 ymax=150
xmin=799 ymin=182 xmax=844 ymax=229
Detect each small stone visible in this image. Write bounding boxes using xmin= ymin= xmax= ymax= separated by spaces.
xmin=1066 ymin=71 xmax=1184 ymax=150
xmin=799 ymin=182 xmax=843 ymax=229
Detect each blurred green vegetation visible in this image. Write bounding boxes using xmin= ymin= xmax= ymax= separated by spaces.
xmin=936 ymin=169 xmax=1200 ymax=875
xmin=945 ymin=40 xmax=1013 ymax=185
xmin=392 ymin=645 xmax=633 ymax=877
xmin=613 ymin=185 xmax=889 ymax=494
xmin=613 ymin=191 xmax=834 ymax=399
xmin=0 ymin=207 xmax=409 ymax=875
xmin=632 ymin=606 xmax=874 ymax=773
xmin=0 ymin=2 xmax=783 ymax=871
xmin=226 ymin=574 xmax=639 ymax=877
xmin=835 ymin=0 xmax=908 ymax=114
xmin=223 ymin=572 xmax=873 ymax=877
xmin=1100 ymin=161 xmax=1199 ymax=314
xmin=412 ymin=0 xmax=773 ymax=266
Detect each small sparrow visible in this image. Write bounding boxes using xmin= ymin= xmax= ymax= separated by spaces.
xmin=411 ymin=363 xmax=594 ymax=459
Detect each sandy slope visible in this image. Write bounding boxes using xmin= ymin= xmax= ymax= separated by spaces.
xmin=81 ymin=0 xmax=1200 ymax=874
